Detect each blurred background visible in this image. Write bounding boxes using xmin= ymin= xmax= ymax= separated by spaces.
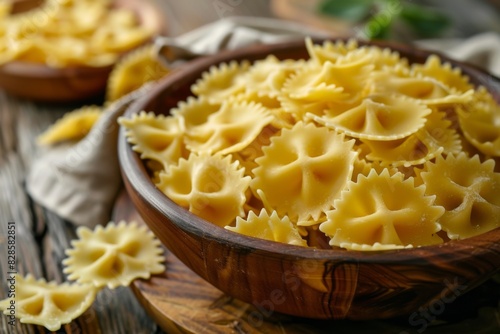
xmin=157 ymin=0 xmax=500 ymax=40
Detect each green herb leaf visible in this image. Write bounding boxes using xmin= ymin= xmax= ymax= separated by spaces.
xmin=364 ymin=13 xmax=393 ymax=39
xmin=318 ymin=0 xmax=373 ymax=22
xmin=400 ymin=4 xmax=450 ymax=38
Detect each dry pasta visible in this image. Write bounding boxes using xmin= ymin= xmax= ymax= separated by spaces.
xmin=0 ymin=274 xmax=97 ymax=331
xmin=320 ymin=169 xmax=444 ymax=250
xmin=226 ymin=209 xmax=307 ymax=247
xmin=106 ymin=43 xmax=170 ymax=102
xmin=63 ymin=221 xmax=165 ymax=289
xmin=419 ymin=153 xmax=500 ymax=239
xmin=120 ymin=38 xmax=500 ymax=250
xmin=37 ymin=106 xmax=102 ymax=145
xmin=0 ymin=0 xmax=155 ymax=68
xmin=156 ymin=153 xmax=250 ymax=227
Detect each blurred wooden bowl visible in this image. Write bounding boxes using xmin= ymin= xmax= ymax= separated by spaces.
xmin=118 ymin=39 xmax=500 ymax=320
xmin=0 ymin=0 xmax=165 ymax=102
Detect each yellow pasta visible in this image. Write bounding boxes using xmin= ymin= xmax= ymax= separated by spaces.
xmin=251 ymin=121 xmax=356 ymax=222
xmin=191 ymin=60 xmax=250 ymax=103
xmin=37 ymin=106 xmax=102 ymax=145
xmin=310 ymin=95 xmax=431 ymax=140
xmin=0 ymin=274 xmax=97 ymax=331
xmin=420 ymin=153 xmax=500 ymax=239
xmin=156 ymin=153 xmax=250 ymax=227
xmin=123 ymin=38 xmax=500 ymax=250
xmin=321 ymin=169 xmax=444 ymax=249
xmin=171 ymin=96 xmax=221 ymax=129
xmin=63 ymin=221 xmax=165 ymax=289
xmin=119 ymin=111 xmax=185 ymax=170
xmin=367 ymin=69 xmax=474 ymax=106
xmin=458 ymin=87 xmax=500 ymax=156
xmin=305 ymin=37 xmax=358 ymax=65
xmin=106 ymin=44 xmax=170 ymax=102
xmin=184 ymin=100 xmax=273 ymax=155
xmin=411 ymin=55 xmax=472 ymax=93
xmin=226 ymin=209 xmax=307 ymax=246
xmin=362 ymin=110 xmax=461 ymax=167
xmin=0 ymin=0 xmax=155 ymax=67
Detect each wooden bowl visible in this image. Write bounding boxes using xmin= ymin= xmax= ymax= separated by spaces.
xmin=0 ymin=0 xmax=165 ymax=102
xmin=118 ymin=39 xmax=500 ymax=320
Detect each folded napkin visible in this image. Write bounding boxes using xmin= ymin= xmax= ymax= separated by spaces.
xmin=26 ymin=17 xmax=500 ymax=228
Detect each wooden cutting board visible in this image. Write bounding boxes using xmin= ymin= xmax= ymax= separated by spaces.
xmin=112 ymin=191 xmax=500 ymax=334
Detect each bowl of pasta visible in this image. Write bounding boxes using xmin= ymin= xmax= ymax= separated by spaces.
xmin=0 ymin=0 xmax=164 ymax=102
xmin=118 ymin=38 xmax=500 ymax=320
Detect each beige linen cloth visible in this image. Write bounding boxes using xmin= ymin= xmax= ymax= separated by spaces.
xmin=26 ymin=17 xmax=500 ymax=228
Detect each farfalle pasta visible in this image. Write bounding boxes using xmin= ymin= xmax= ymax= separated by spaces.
xmin=310 ymin=94 xmax=431 ymax=141
xmin=321 ymin=169 xmax=444 ymax=250
xmin=0 ymin=0 xmax=155 ymax=68
xmin=37 ymin=106 xmax=102 ymax=145
xmin=63 ymin=221 xmax=165 ymax=289
xmin=184 ymin=100 xmax=273 ymax=155
xmin=106 ymin=43 xmax=170 ymax=102
xmin=419 ymin=153 xmax=500 ymax=240
xmin=226 ymin=209 xmax=307 ymax=247
xmin=121 ymin=38 xmax=500 ymax=250
xmin=156 ymin=153 xmax=250 ymax=227
xmin=0 ymin=274 xmax=97 ymax=331
xmin=458 ymin=87 xmax=500 ymax=156
xmin=119 ymin=111 xmax=186 ymax=170
xmin=251 ymin=121 xmax=356 ymax=222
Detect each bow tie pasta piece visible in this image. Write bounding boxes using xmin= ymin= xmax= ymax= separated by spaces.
xmin=0 ymin=274 xmax=97 ymax=331
xmin=119 ymin=111 xmax=185 ymax=170
xmin=89 ymin=8 xmax=153 ymax=54
xmin=37 ymin=106 xmax=102 ymax=145
xmin=305 ymin=37 xmax=359 ymax=65
xmin=362 ymin=110 xmax=461 ymax=167
xmin=352 ymin=155 xmax=398 ymax=182
xmin=185 ymin=101 xmax=273 ymax=155
xmin=280 ymin=53 xmax=374 ymax=121
xmin=171 ymin=96 xmax=222 ymax=129
xmin=241 ymin=55 xmax=304 ymax=98
xmin=420 ymin=153 xmax=500 ymax=240
xmin=106 ymin=44 xmax=170 ymax=102
xmin=191 ymin=60 xmax=250 ymax=103
xmin=367 ymin=70 xmax=474 ymax=106
xmin=226 ymin=210 xmax=307 ymax=247
xmin=411 ymin=55 xmax=472 ymax=93
xmin=157 ymin=153 xmax=251 ymax=227
xmin=354 ymin=45 xmax=407 ymax=70
xmin=231 ymin=125 xmax=277 ymax=177
xmin=1 ymin=0 xmax=155 ymax=68
xmin=251 ymin=122 xmax=356 ymax=221
xmin=458 ymin=87 xmax=500 ymax=157
xmin=63 ymin=221 xmax=165 ymax=289
xmin=229 ymin=91 xmax=296 ymax=129
xmin=283 ymin=57 xmax=371 ymax=102
xmin=320 ymin=169 xmax=444 ymax=249
xmin=310 ymin=95 xmax=431 ymax=141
